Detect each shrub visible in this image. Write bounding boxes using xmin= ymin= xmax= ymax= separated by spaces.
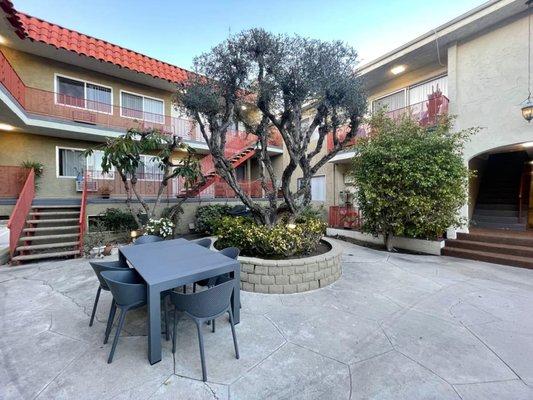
xmin=144 ymin=217 xmax=175 ymax=239
xmin=195 ymin=204 xmax=232 ymax=234
xmin=98 ymin=208 xmax=138 ymax=232
xmin=214 ymin=216 xmax=327 ymax=258
xmin=350 ymin=113 xmax=475 ymax=250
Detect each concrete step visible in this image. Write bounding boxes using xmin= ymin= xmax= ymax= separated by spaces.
xmin=19 ymin=233 xmax=80 ymax=242
xmin=28 ymin=211 xmax=80 ymax=217
xmin=473 ymin=209 xmax=519 ymax=217
xmin=26 ymin=218 xmax=79 ymax=224
xmin=31 ymin=205 xmax=80 ymax=209
xmin=441 ymin=247 xmax=533 ymax=269
xmin=471 ymin=215 xmax=525 ymax=224
xmin=475 ymin=203 xmax=518 ymax=211
xmin=472 ymin=221 xmax=526 ymax=231
xmin=457 ymin=232 xmax=533 ymax=247
xmin=16 ymin=241 xmax=80 ymax=252
xmin=444 ymin=239 xmax=533 ymax=258
xmin=12 ymin=249 xmax=80 ymax=262
xmin=23 ymin=226 xmax=79 ymax=233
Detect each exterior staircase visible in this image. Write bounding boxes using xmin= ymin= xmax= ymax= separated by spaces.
xmin=470 ymin=152 xmax=528 ymax=231
xmin=11 ymin=204 xmax=82 ymax=263
xmin=179 ymin=144 xmax=258 ymax=197
xmin=442 ymin=229 xmax=533 ymax=269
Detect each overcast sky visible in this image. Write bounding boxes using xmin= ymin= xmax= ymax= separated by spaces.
xmin=15 ymin=0 xmax=486 ymax=69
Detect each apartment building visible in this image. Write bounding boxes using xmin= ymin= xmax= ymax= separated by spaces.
xmin=0 ymin=0 xmax=532 ymax=265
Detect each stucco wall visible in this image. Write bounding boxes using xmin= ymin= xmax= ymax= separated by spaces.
xmin=1 ymin=46 xmax=175 ymax=117
xmin=450 ymin=15 xmax=532 ymax=161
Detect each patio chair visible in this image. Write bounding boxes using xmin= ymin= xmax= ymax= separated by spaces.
xmin=134 ymin=235 xmax=163 ymax=245
xmin=193 ymin=247 xmax=240 ymax=292
xmin=192 ymin=238 xmax=212 ymax=248
xmin=100 ymin=270 xmax=148 ymax=363
xmin=170 ymin=279 xmax=239 ymax=381
xmin=88 ymin=260 xmax=129 ymax=327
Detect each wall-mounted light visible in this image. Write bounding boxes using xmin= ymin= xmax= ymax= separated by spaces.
xmin=0 ymin=123 xmax=15 ymax=131
xmin=0 ymin=35 xmax=7 ymax=45
xmin=390 ymin=65 xmax=406 ymax=75
xmin=522 ymin=142 xmax=533 ymax=148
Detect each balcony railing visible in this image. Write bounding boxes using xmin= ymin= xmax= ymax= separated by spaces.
xmin=0 ymin=50 xmax=283 ymax=147
xmin=84 ymin=170 xmax=274 ymax=200
xmin=0 ymin=166 xmax=30 ymax=198
xmin=328 ymin=206 xmax=362 ymax=230
xmin=327 ymin=95 xmax=449 ymax=151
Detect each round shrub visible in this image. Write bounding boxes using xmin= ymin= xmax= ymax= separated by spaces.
xmin=195 ymin=204 xmax=232 ymax=234
xmin=214 ymin=216 xmax=327 ymax=258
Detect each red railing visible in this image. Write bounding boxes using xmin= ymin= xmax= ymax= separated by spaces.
xmin=0 ymin=166 xmax=31 ymax=198
xmin=7 ymin=169 xmax=35 ymax=257
xmin=328 ymin=206 xmax=362 ymax=230
xmin=327 ymin=94 xmax=450 ymax=151
xmin=78 ymin=174 xmax=88 ymax=254
xmin=0 ymin=50 xmax=283 ymax=148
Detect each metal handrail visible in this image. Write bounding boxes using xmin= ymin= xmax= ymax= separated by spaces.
xmin=78 ymin=173 xmax=88 ymax=254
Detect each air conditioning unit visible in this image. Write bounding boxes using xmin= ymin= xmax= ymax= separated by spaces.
xmin=71 ymin=109 xmax=97 ymax=125
xmin=76 ymin=180 xmax=98 ymax=192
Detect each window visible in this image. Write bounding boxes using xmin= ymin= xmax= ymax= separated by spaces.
xmin=56 ymin=75 xmax=112 ymax=113
xmin=57 ymin=147 xmax=85 ymax=178
xmin=408 ymin=75 xmax=448 ymax=105
xmin=86 ymin=150 xmax=114 ymax=179
xmin=136 ymin=154 xmax=160 ymax=180
xmin=297 ymin=175 xmax=326 ymax=202
xmin=372 ymin=90 xmax=406 ymax=113
xmin=121 ymin=91 xmax=164 ymax=123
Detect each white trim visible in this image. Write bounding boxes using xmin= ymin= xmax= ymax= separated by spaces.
xmin=54 ymin=73 xmax=113 ymax=115
xmin=56 ymin=146 xmax=114 ymax=179
xmin=119 ymin=89 xmax=165 ymax=123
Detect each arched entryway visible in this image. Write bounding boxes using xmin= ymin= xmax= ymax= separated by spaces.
xmin=468 ymin=147 xmax=532 ymax=231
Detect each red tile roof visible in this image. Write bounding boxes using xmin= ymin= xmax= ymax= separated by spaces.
xmin=0 ymin=0 xmax=191 ymax=83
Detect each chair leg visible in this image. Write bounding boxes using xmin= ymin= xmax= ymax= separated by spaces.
xmin=163 ymin=296 xmax=170 ymax=341
xmin=172 ymin=309 xmax=179 ymax=354
xmin=228 ymin=309 xmax=239 ymax=359
xmin=212 ymin=318 xmax=215 ymax=333
xmin=182 ymin=285 xmax=187 ymax=293
xmin=195 ymin=321 xmax=208 ymax=382
xmin=104 ymin=299 xmax=117 ymax=344
xmin=89 ymin=286 xmax=102 ymax=327
xmin=193 ymin=283 xmax=196 ymax=293
xmin=108 ymin=308 xmax=127 ymax=364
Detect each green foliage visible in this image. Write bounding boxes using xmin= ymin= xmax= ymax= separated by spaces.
xmin=215 ymin=216 xmax=327 ymax=258
xmin=293 ymin=205 xmax=327 ymax=223
xmin=195 ymin=204 xmax=233 ymax=234
xmin=21 ymin=160 xmax=44 ymax=178
xmin=350 ymin=113 xmax=475 ymax=243
xmin=144 ymin=217 xmax=175 ymax=239
xmin=97 ymin=208 xmax=139 ymax=232
xmin=83 ymin=220 xmax=107 ymax=258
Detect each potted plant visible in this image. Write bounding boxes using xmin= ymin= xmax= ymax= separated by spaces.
xmin=98 ymin=183 xmax=112 ymax=199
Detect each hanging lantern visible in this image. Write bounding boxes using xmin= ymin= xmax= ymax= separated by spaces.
xmin=522 ymin=96 xmax=533 ymax=122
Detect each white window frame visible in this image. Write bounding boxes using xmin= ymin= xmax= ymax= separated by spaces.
xmin=119 ymin=90 xmax=165 ymax=123
xmin=136 ymin=154 xmax=162 ymax=181
xmin=54 ymin=73 xmax=113 ymax=115
xmin=56 ymin=146 xmax=114 ymax=180
xmin=297 ymin=175 xmax=326 ymax=202
xmin=371 ymin=88 xmax=407 ymax=114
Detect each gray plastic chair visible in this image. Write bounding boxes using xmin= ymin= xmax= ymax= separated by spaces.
xmin=134 ymin=235 xmax=163 ymax=245
xmin=89 ymin=260 xmax=129 ymax=327
xmin=193 ymin=247 xmax=240 ymax=292
xmin=170 ymin=279 xmax=239 ymax=382
xmin=101 ymin=270 xmax=147 ymax=363
xmin=192 ymin=238 xmax=212 ymax=248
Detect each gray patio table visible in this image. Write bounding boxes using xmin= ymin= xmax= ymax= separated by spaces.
xmin=119 ymin=238 xmax=241 ymax=365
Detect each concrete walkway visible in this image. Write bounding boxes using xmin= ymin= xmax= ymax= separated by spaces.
xmin=1 ymin=238 xmax=532 ymax=399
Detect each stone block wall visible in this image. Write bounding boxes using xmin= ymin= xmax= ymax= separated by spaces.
xmin=239 ymin=238 xmax=342 ymax=294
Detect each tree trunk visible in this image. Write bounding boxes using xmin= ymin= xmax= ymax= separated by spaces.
xmin=384 ymin=232 xmax=394 ymax=252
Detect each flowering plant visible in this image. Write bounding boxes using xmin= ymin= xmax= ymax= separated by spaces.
xmin=144 ymin=217 xmax=174 ymax=239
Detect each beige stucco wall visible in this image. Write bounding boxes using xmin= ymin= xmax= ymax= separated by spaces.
xmin=1 ymin=46 xmax=175 ymax=117
xmin=449 ymin=15 xmax=532 ymax=161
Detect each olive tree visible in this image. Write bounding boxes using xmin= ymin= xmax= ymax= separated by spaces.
xmin=350 ymin=113 xmax=475 ymax=251
xmin=85 ymin=128 xmax=202 ymax=227
xmin=176 ymin=29 xmax=366 ymax=225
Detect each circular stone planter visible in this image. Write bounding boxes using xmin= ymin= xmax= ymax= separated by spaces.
xmin=237 ymin=237 xmax=342 ymax=294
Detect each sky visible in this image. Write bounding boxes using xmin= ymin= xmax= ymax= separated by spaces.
xmin=14 ymin=0 xmax=486 ymax=69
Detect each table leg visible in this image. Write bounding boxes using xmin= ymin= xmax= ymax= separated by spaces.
xmin=232 ymin=263 xmax=240 ymax=324
xmin=147 ymin=286 xmax=162 ymax=364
